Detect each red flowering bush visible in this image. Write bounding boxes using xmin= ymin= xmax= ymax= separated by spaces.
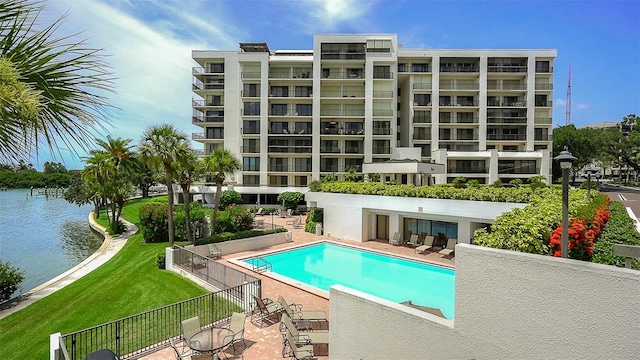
xmin=549 ymin=196 xmax=611 ymax=260
xmin=138 ymin=203 xmax=169 ymax=243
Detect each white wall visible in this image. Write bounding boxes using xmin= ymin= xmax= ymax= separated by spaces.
xmin=306 ymin=192 xmax=525 ymax=242
xmin=329 ymin=244 xmax=640 ymax=359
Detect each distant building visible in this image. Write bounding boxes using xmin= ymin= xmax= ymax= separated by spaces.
xmin=191 ymin=34 xmax=556 ymax=203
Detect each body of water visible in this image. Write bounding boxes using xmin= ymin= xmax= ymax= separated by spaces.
xmin=0 ymin=189 xmax=103 ymax=297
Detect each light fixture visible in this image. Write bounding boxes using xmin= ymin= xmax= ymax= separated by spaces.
xmin=554 ymin=146 xmax=577 ymax=258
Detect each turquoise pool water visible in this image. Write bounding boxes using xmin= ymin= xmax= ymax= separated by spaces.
xmin=246 ymin=242 xmax=455 ymax=319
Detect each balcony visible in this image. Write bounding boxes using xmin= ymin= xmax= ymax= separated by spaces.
xmin=413 ymin=83 xmax=432 ymax=90
xmin=439 ymin=101 xmax=478 ymax=107
xmin=345 ymin=146 xmax=364 ymax=154
xmin=373 ymin=109 xmax=393 ymax=116
xmin=320 ymin=128 xmax=364 ymax=135
xmin=320 ymin=165 xmax=339 ymax=172
xmin=413 ymin=132 xmax=432 ymax=141
xmin=439 ymin=134 xmax=478 ymax=141
xmin=448 ymin=166 xmax=489 ymax=174
xmin=534 ymin=117 xmax=553 ymax=124
xmin=487 ymin=100 xmax=526 ymax=107
xmin=321 ymin=70 xmax=364 ymax=79
xmin=373 ymin=91 xmax=393 ymax=98
xmin=499 ymin=167 xmax=541 ymax=175
xmin=241 ymin=72 xmax=261 ymax=79
xmin=268 ymin=164 xmax=290 ymax=172
xmin=192 ymin=66 xmax=224 ymax=74
xmin=320 ymin=109 xmax=365 ymax=117
xmin=444 ymin=144 xmax=480 ymax=151
xmin=440 ymin=65 xmax=479 ymax=73
xmin=373 ymin=127 xmax=392 ymax=135
xmin=242 ymin=127 xmax=260 ymax=135
xmin=192 ymin=79 xmax=224 ymax=91
xmin=439 ymin=83 xmax=479 ymax=90
xmin=487 ymin=65 xmax=527 ymax=73
xmin=192 ymin=99 xmax=223 ymax=107
xmin=269 ymin=71 xmax=311 ymax=79
xmin=192 ymin=133 xmax=204 ymax=140
xmin=439 ymin=116 xmax=479 ymax=124
xmin=373 ymin=147 xmax=391 ymax=154
xmin=535 ymin=84 xmax=553 ymax=90
xmin=192 ymin=115 xmax=224 ymax=123
xmin=535 ymin=101 xmax=553 ymax=107
xmin=320 ymin=90 xmax=365 ymax=97
xmin=242 ymin=147 xmax=259 ymax=153
xmin=268 ymin=146 xmax=312 ymax=153
xmin=320 ymin=147 xmax=341 ymax=154
xmin=487 ymin=84 xmax=526 ymax=90
xmin=534 ymin=135 xmax=553 ymax=141
xmin=192 ymin=132 xmax=223 ymax=140
xmin=320 ymin=53 xmax=365 ymax=60
xmin=486 ymin=134 xmax=527 ymax=141
xmin=486 ymin=117 xmax=527 ymax=124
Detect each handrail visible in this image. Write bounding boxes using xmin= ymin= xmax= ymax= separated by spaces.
xmin=250 ymin=256 xmax=272 ymax=273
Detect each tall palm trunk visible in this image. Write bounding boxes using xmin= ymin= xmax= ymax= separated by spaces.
xmin=181 ymin=183 xmax=193 ymax=243
xmin=165 ymin=167 xmax=175 ymax=247
xmin=211 ymin=181 xmax=223 ymax=235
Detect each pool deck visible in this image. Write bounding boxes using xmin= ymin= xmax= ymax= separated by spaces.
xmin=140 ymin=214 xmax=455 ymax=360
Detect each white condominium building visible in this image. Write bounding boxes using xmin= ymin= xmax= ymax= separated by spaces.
xmin=191 ymin=34 xmax=555 ymax=193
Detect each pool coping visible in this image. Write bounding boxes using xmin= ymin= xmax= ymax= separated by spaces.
xmin=228 ymin=239 xmax=455 ymax=301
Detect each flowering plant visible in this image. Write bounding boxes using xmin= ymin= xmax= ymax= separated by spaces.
xmin=549 ymin=196 xmax=611 ymax=259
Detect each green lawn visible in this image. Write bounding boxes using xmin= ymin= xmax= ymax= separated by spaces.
xmin=0 ymin=196 xmax=208 ymax=360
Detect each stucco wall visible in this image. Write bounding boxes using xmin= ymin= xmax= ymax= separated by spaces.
xmin=330 ymin=244 xmax=640 ymax=359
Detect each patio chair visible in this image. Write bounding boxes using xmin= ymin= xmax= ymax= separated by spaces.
xmin=168 ymin=337 xmax=209 ymax=360
xmin=280 ymin=312 xmax=329 ymax=346
xmin=251 ymin=295 xmax=284 ymax=327
xmin=181 ymin=316 xmax=201 ymax=353
xmin=283 ymin=329 xmax=315 ymax=360
xmin=255 ymin=207 xmax=264 ymax=216
xmin=278 ymin=295 xmax=328 ymax=329
xmin=439 ymin=238 xmax=457 ymax=258
xmin=221 ymin=312 xmax=248 ymax=357
xmin=415 ymin=235 xmax=435 ymax=254
xmin=390 ymin=232 xmax=401 ymax=245
xmin=208 ymin=243 xmax=222 ymax=259
xmin=406 ymin=234 xmax=420 ymax=247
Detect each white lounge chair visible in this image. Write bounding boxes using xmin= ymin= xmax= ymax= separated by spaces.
xmin=208 ymin=244 xmax=222 ymax=259
xmin=416 ymin=235 xmax=435 ymax=254
xmin=390 ymin=232 xmax=401 ymax=245
xmin=439 ymin=238 xmax=457 ymax=258
xmin=406 ymin=234 xmax=420 ymax=247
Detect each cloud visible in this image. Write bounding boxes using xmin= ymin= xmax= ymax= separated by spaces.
xmin=576 ymin=103 xmax=588 ymax=110
xmin=293 ymin=0 xmax=374 ymax=34
xmin=555 ymin=98 xmax=566 ymax=106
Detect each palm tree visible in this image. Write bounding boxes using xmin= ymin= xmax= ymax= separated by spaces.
xmin=203 ymin=148 xmax=241 ymax=235
xmin=95 ymin=136 xmax=135 ymax=227
xmin=139 ymin=124 xmax=190 ymax=246
xmin=174 ymin=150 xmax=206 ymax=243
xmin=82 ymin=150 xmax=112 ymax=218
xmin=0 ymin=0 xmax=114 ymax=164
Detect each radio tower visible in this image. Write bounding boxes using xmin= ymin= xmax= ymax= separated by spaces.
xmin=565 ymin=66 xmax=572 ymax=125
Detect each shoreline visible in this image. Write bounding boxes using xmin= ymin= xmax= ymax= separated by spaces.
xmin=0 ymin=212 xmax=136 ymax=320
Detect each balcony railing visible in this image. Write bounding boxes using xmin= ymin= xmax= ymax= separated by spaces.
xmin=535 ymin=66 xmax=553 ymax=73
xmin=413 ymin=83 xmax=432 ymax=90
xmin=241 ymin=72 xmax=261 ymax=79
xmin=269 ymin=110 xmax=312 ymax=117
xmin=242 ymin=147 xmax=259 ymax=153
xmin=535 ymin=84 xmax=553 ymax=90
xmin=534 ymin=117 xmax=553 ymax=124
xmin=320 ymin=128 xmax=364 ymax=135
xmin=439 ymin=102 xmax=478 ymax=107
xmin=487 ymin=84 xmax=526 ymax=90
xmin=321 ymin=71 xmax=364 ymax=79
xmin=192 ymin=115 xmax=224 ymax=123
xmin=320 ymin=53 xmax=365 ymax=60
xmin=413 ymin=116 xmax=431 ymax=124
xmin=498 ymin=167 xmax=541 ymax=175
xmin=487 ymin=101 xmax=527 ymax=107
xmin=373 ymin=91 xmax=393 ymax=98
xmin=372 ymin=147 xmax=391 ymax=154
xmin=320 ymin=147 xmax=341 ymax=153
xmin=535 ymin=101 xmax=553 ymax=107
xmin=192 ymin=133 xmax=204 ymax=140
xmin=413 ymin=133 xmax=432 ymax=140
xmin=373 ymin=109 xmax=393 ymax=116
xmin=267 ymin=146 xmax=312 ymax=153
xmin=439 ymin=134 xmax=479 ymax=141
xmin=242 ymin=127 xmax=260 ymax=134
xmin=320 ymin=90 xmax=365 ymax=97
xmin=439 ymin=116 xmax=479 ymax=124
xmin=440 ymin=65 xmax=479 ymax=73
xmin=192 ymin=66 xmax=224 ymax=74
xmin=373 ymin=72 xmax=393 ymax=79
xmin=487 ymin=65 xmax=527 ymax=73
xmin=445 ymin=144 xmax=480 ymax=151
xmin=192 ymin=80 xmax=224 ymax=91
xmin=319 ymin=165 xmax=364 ymax=173
xmin=373 ymin=127 xmax=392 ymax=135
xmin=320 ymin=165 xmax=339 ymax=172
xmin=439 ymin=83 xmax=479 ymax=90
xmin=534 ymin=135 xmax=553 ymax=141
xmin=486 ymin=134 xmax=527 ymax=141
xmin=320 ymin=109 xmax=365 ymax=116
xmin=269 ymin=71 xmax=311 ymax=79
xmin=192 ymin=99 xmax=223 ymax=107
xmin=448 ymin=166 xmax=489 ymax=174
xmin=192 ymin=133 xmax=223 ymax=140
xmin=345 ymin=147 xmax=364 ymax=154
xmin=486 ymin=117 xmax=527 ymax=124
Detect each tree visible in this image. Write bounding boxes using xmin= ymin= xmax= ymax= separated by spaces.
xmin=43 ymin=162 xmax=67 ymax=174
xmin=202 ymin=148 xmax=241 ymax=235
xmin=95 ymin=136 xmax=135 ymax=230
xmin=0 ymin=0 xmax=114 ymax=164
xmin=552 ymin=124 xmax=607 ymax=182
xmin=139 ymin=124 xmax=190 ymax=246
xmin=174 ymin=150 xmax=205 ymax=243
xmin=0 ymin=260 xmax=25 ymax=302
xmin=128 ymin=155 xmax=160 ymax=198
xmin=82 ymin=150 xmax=111 ymax=218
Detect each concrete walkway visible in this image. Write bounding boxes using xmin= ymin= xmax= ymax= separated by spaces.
xmin=0 ymin=213 xmax=136 ymax=320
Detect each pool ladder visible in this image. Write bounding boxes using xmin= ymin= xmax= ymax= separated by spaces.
xmin=251 ymin=256 xmax=272 ymax=273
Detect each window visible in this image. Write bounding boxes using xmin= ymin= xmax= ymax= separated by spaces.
xmin=398 ymin=63 xmax=407 ymax=73
xmin=294 ymin=158 xmax=312 ymax=172
xmin=535 ymin=61 xmax=550 ymax=73
xmin=243 ymin=83 xmax=260 ymax=97
xmin=243 ymin=175 xmax=259 ymax=185
xmin=439 ymin=96 xmax=451 ymax=106
xmin=294 ymin=86 xmax=312 ymax=97
xmin=243 ymin=157 xmax=260 ymax=171
xmin=269 ymin=158 xmax=288 ymax=172
xmin=535 ymin=94 xmax=548 ymax=107
xmin=209 ymin=63 xmax=224 ymax=73
xmin=320 ymin=158 xmax=338 ymax=172
xmin=271 ymin=104 xmax=287 ymax=116
xmin=242 ymin=139 xmax=259 ymax=153
xmin=414 ymin=94 xmax=431 ymax=106
xmin=296 ymin=104 xmax=312 ymax=116
xmin=243 ymin=102 xmax=260 ymax=116
xmin=373 ymin=66 xmax=391 ymax=79
xmin=412 ymin=63 xmax=428 ymax=72
xmin=366 ymin=39 xmax=392 ymax=52
xmin=206 ymin=127 xmax=223 ymax=139
xmin=270 ymin=86 xmax=288 ymax=97
xmin=270 ymin=122 xmax=289 ymax=134
xmin=242 ymin=120 xmax=260 ymax=134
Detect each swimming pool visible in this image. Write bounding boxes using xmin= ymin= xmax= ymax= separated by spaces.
xmin=245 ymin=242 xmax=455 ymax=319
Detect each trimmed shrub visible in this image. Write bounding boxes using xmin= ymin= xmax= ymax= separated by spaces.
xmin=215 ymin=206 xmax=254 ymax=234
xmin=219 ymin=190 xmax=242 ymax=211
xmin=277 ymin=191 xmax=304 ymax=210
xmin=194 ymin=227 xmax=288 ymax=245
xmin=156 ymin=253 xmax=166 ymax=269
xmin=174 ymin=202 xmax=208 ymax=241
xmin=138 ymin=203 xmax=169 ymax=243
xmin=592 ymin=201 xmax=640 ymax=269
xmin=0 ymin=260 xmax=25 ymax=301
xmin=452 ymin=177 xmax=467 ymax=189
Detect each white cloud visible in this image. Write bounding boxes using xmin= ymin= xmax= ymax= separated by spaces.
xmin=294 ymin=0 xmax=374 ymax=34
xmin=555 ymin=98 xmax=566 ymax=106
xmin=576 ymin=103 xmax=588 ymax=110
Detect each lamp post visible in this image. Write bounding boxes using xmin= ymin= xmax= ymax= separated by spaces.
xmin=554 ymin=147 xmax=577 ymax=258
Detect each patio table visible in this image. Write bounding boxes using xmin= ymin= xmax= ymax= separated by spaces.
xmin=188 ymin=327 xmax=234 ymax=356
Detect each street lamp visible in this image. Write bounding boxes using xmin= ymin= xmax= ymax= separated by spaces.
xmin=554 ymin=147 xmax=577 ymax=258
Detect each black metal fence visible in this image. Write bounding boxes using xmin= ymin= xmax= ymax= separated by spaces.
xmin=59 ymin=282 xmax=260 ymax=360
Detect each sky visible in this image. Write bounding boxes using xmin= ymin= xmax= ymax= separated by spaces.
xmin=28 ymin=0 xmax=640 ymax=170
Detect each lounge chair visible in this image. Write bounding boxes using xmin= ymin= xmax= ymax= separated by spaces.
xmin=287 ymin=218 xmax=303 ymax=229
xmin=439 ymin=238 xmax=457 ymax=258
xmin=222 ymin=312 xmax=248 ymax=356
xmin=280 ymin=312 xmax=329 ymax=346
xmin=255 ymin=207 xmax=263 ymax=216
xmin=251 ymin=295 xmax=284 ymax=327
xmin=390 ymin=232 xmax=401 ymax=245
xmin=406 ymin=234 xmax=420 ymax=247
xmin=278 ymin=295 xmax=328 ymax=329
xmin=415 ymin=235 xmax=435 ymax=254
xmin=283 ymin=328 xmax=315 ymax=360
xmin=207 ymin=244 xmax=222 ymax=259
